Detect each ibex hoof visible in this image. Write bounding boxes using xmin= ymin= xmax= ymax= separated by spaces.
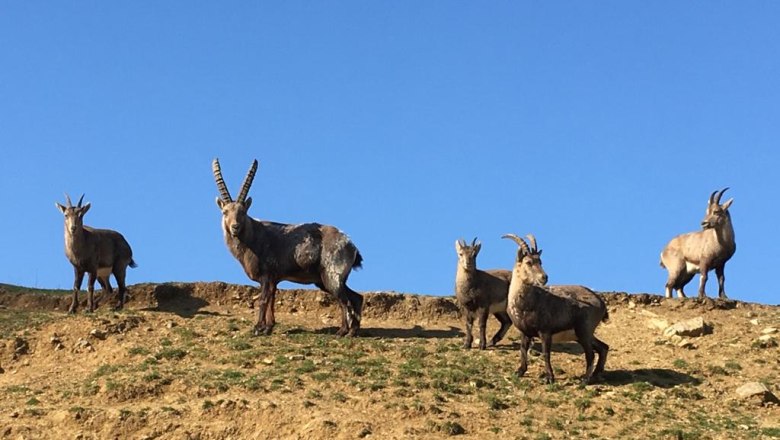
xmin=252 ymin=326 xmax=267 ymax=337
xmin=514 ymin=368 xmax=527 ymax=378
xmin=67 ymin=308 xmax=77 ymax=315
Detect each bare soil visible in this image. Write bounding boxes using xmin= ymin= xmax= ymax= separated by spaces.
xmin=0 ymin=283 xmax=778 ymax=439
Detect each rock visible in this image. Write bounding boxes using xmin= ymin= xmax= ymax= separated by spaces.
xmin=648 ymin=318 xmax=670 ymax=331
xmin=10 ymin=411 xmax=19 ymax=418
xmin=12 ymin=337 xmax=29 ymax=359
xmin=89 ymin=329 xmax=107 ymax=340
xmin=677 ymin=338 xmax=696 ymax=349
xmin=357 ymin=425 xmax=372 ymax=438
xmin=50 ymin=335 xmax=65 ymax=351
xmin=286 ymin=354 xmax=305 ymax=361
xmin=166 ymin=321 xmax=177 ymax=329
xmin=0 ymin=364 xmax=4 ymax=374
xmin=73 ymin=339 xmax=94 ymax=353
xmin=262 ymin=358 xmax=274 ymax=365
xmin=627 ymin=301 xmax=636 ymax=309
xmin=663 ymin=317 xmax=712 ymax=338
xmin=761 ymin=327 xmax=778 ymax=335
xmin=754 ymin=335 xmax=778 ymax=348
xmin=750 ymin=319 xmax=760 ymax=326
xmin=736 ymin=382 xmax=780 ymax=405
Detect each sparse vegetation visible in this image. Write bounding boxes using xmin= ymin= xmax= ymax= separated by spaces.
xmin=0 ymin=283 xmax=777 ymax=439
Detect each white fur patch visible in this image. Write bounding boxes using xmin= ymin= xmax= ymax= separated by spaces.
xmin=685 ymin=261 xmax=700 ymax=275
xmin=97 ymin=267 xmax=112 ymax=278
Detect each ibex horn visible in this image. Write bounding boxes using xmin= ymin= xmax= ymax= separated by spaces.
xmin=471 ymin=237 xmax=478 ymax=247
xmin=715 ymin=187 xmax=729 ymax=205
xmin=77 ymin=194 xmax=85 ymax=208
xmin=502 ymin=233 xmax=531 ymax=256
xmin=525 ymin=234 xmax=538 ymax=253
xmin=708 ymin=190 xmax=718 ymax=206
xmin=212 ymin=158 xmax=233 ymax=202
xmin=64 ymin=193 xmax=73 ymax=208
xmin=237 ymin=159 xmax=258 ymax=203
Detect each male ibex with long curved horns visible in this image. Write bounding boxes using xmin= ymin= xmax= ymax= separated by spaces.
xmin=56 ymin=194 xmax=137 ymax=313
xmin=660 ymin=187 xmax=736 ymax=299
xmin=213 ymin=158 xmax=364 ymax=336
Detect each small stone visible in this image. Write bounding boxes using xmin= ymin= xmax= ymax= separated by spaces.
xmin=648 ymin=318 xmax=670 ymax=331
xmin=754 ymin=335 xmax=778 ymax=348
xmin=89 ymin=329 xmax=107 ymax=340
xmin=73 ymin=339 xmax=94 ymax=353
xmin=761 ymin=327 xmax=778 ymax=335
xmin=750 ymin=319 xmax=760 ymax=326
xmin=627 ymin=301 xmax=636 ymax=309
xmin=736 ymin=382 xmax=780 ymax=405
xmin=677 ymin=338 xmax=696 ymax=349
xmin=745 ymin=311 xmax=757 ymax=318
xmin=10 ymin=411 xmax=19 ymax=418
xmin=262 ymin=358 xmax=274 ymax=365
xmin=286 ymin=354 xmax=305 ymax=361
xmin=12 ymin=337 xmax=29 ymax=359
xmin=258 ymin=400 xmax=277 ymax=410
xmin=166 ymin=321 xmax=177 ymax=329
xmin=663 ymin=317 xmax=712 ymax=338
xmin=357 ymin=425 xmax=372 ymax=438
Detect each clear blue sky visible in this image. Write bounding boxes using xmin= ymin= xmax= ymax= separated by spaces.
xmin=1 ymin=3 xmax=778 ymax=305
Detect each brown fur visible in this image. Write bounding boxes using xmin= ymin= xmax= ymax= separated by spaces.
xmin=503 ymin=234 xmax=608 ymax=385
xmin=660 ymin=188 xmax=736 ymax=299
xmin=454 ymin=239 xmax=513 ymax=350
xmin=213 ymin=159 xmax=363 ymax=337
xmin=56 ymin=195 xmax=136 ymax=313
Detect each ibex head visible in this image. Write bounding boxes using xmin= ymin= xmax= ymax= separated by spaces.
xmin=502 ymin=233 xmax=548 ymax=286
xmin=213 ymin=158 xmax=258 ymax=238
xmin=701 ymin=187 xmax=734 ymax=230
xmin=454 ymin=237 xmax=481 ymax=271
xmin=55 ymin=194 xmax=91 ymax=234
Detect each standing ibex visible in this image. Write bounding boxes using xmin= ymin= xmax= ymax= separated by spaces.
xmin=56 ymin=194 xmax=137 ymax=313
xmin=503 ymin=233 xmax=609 ymax=385
xmin=454 ymin=238 xmax=513 ymax=350
xmin=660 ymin=187 xmax=736 ymax=299
xmin=212 ymin=158 xmax=364 ymax=336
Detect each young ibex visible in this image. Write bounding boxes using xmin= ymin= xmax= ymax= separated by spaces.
xmin=503 ymin=234 xmax=609 ymax=385
xmin=454 ymin=238 xmax=513 ymax=350
xmin=213 ymin=158 xmax=364 ymax=337
xmin=660 ymin=187 xmax=735 ymax=299
xmin=56 ymin=194 xmax=137 ymax=313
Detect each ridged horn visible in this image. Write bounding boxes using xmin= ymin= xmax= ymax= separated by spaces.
xmin=709 ymin=190 xmax=718 ymax=205
xmin=715 ymin=187 xmax=729 ymax=205
xmin=237 ymin=159 xmax=258 ymax=203
xmin=525 ymin=234 xmax=538 ymax=253
xmin=471 ymin=237 xmax=478 ymax=247
xmin=502 ymin=233 xmax=531 ymax=256
xmin=212 ymin=158 xmax=233 ymax=202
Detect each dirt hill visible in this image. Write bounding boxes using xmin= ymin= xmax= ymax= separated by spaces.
xmin=0 ymin=283 xmax=778 ymax=439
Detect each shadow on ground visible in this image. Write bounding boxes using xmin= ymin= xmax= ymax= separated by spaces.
xmin=138 ymin=284 xmax=214 ymax=318
xmin=600 ymin=368 xmax=700 ymax=388
xmin=283 ymin=325 xmax=463 ymax=339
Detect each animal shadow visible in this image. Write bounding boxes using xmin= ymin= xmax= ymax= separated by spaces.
xmin=599 ymin=368 xmax=700 ymax=388
xmin=284 ymin=325 xmax=463 ymax=339
xmin=140 ymin=283 xmax=214 ymax=318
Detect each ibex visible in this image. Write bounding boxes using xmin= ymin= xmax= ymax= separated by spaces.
xmin=503 ymin=234 xmax=609 ymax=385
xmin=212 ymin=158 xmax=364 ymax=336
xmin=56 ymin=194 xmax=137 ymax=313
xmin=454 ymin=238 xmax=513 ymax=350
xmin=660 ymin=187 xmax=735 ymax=299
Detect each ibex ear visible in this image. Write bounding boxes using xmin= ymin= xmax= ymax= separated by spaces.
xmin=244 ymin=197 xmax=252 ymax=209
xmin=80 ymin=203 xmax=91 ymax=215
xmin=216 ymin=197 xmax=225 ymax=210
xmin=473 ymin=243 xmax=481 ymax=254
xmin=537 ymin=249 xmax=543 ymax=256
xmin=455 ymin=240 xmax=462 ymax=251
xmin=721 ymin=198 xmax=733 ymax=210
xmin=55 ymin=203 xmax=66 ymax=213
